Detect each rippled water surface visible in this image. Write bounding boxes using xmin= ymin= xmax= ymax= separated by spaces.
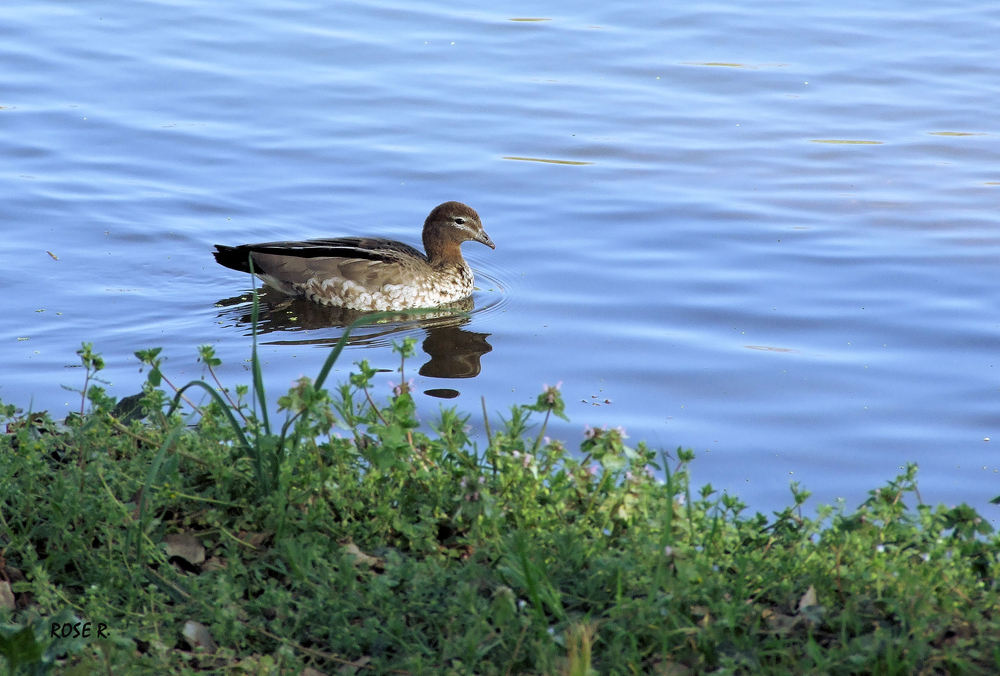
xmin=3 ymin=0 xmax=999 ymax=515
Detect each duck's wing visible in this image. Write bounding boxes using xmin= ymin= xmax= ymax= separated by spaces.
xmin=214 ymin=237 xmax=425 ymax=271
xmin=213 ymin=237 xmax=428 ymax=291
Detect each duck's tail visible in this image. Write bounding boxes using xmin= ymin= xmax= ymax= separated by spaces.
xmin=212 ymin=245 xmax=254 ymax=273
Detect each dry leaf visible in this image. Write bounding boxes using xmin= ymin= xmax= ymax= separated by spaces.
xmin=182 ymin=620 xmax=217 ymax=653
xmin=0 ymin=580 xmax=14 ymax=610
xmin=763 ymin=608 xmax=797 ymax=633
xmin=164 ymin=533 xmax=206 ymax=565
xmin=202 ymin=556 xmax=227 ymax=572
xmin=238 ymin=530 xmax=273 ymax=549
xmin=343 ymin=542 xmax=383 ymax=569
xmin=797 ymin=585 xmax=818 ymax=611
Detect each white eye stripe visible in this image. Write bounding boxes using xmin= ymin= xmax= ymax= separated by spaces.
xmin=449 ymin=219 xmax=479 ymax=236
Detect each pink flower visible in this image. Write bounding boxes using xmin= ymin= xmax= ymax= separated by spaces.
xmin=390 ymin=379 xmax=415 ymax=396
xmin=543 ymin=381 xmax=563 ymax=404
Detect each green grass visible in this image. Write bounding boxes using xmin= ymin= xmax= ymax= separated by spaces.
xmin=1 ymin=334 xmax=998 ymax=674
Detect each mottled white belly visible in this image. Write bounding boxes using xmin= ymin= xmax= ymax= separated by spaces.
xmin=279 ymin=264 xmax=475 ymax=311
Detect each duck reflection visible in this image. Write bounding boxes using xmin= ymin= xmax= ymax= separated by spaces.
xmin=214 ymin=288 xmax=492 ymax=386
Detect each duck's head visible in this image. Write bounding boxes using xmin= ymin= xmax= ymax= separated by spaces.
xmin=423 ymin=201 xmax=495 ymax=264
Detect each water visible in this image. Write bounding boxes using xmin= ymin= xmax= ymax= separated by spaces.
xmin=2 ymin=0 xmax=999 ymax=517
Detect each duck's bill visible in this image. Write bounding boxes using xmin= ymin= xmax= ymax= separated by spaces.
xmin=476 ymin=231 xmax=496 ymax=249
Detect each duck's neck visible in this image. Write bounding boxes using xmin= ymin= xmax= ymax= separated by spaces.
xmin=424 ymin=232 xmax=466 ymax=267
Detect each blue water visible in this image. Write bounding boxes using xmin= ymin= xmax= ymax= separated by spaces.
xmin=2 ymin=0 xmax=998 ymax=517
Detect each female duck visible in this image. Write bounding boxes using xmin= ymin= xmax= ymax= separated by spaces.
xmin=213 ymin=201 xmax=494 ymax=311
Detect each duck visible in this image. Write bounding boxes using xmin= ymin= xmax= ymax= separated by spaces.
xmin=213 ymin=201 xmax=495 ymax=311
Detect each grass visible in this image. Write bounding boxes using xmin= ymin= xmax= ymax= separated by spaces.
xmin=1 ymin=327 xmax=999 ymax=674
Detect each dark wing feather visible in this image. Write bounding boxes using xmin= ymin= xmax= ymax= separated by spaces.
xmin=213 ymin=237 xmax=426 ymax=273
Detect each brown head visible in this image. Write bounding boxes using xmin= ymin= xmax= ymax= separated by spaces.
xmin=422 ymin=201 xmax=495 ymax=265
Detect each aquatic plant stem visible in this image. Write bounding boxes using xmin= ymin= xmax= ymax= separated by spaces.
xmin=531 ymin=408 xmax=551 ymax=454
xmin=205 ymin=363 xmax=249 ymax=425
xmin=481 ymin=395 xmax=493 ymax=448
xmin=247 ymin=267 xmax=271 ymax=438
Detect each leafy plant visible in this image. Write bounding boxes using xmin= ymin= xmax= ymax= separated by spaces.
xmin=1 ymin=333 xmax=998 ymax=674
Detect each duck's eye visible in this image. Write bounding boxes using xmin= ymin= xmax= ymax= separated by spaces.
xmin=454 ymin=217 xmax=465 ymax=224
